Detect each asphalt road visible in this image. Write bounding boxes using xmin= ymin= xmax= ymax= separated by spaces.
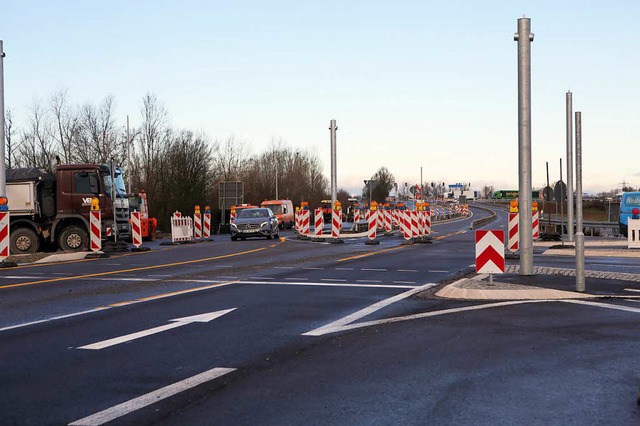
xmin=2 ymin=206 xmax=640 ymax=425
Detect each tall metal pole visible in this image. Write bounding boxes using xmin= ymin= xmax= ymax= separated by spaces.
xmin=420 ymin=167 xmax=423 ymax=201
xmin=126 ymin=115 xmax=131 ymax=194
xmin=0 ymin=41 xmax=6 ymax=197
xmin=275 ymin=161 xmax=278 ymax=200
xmin=575 ymin=112 xmax=585 ymax=291
xmin=566 ymin=91 xmax=574 ymax=242
xmin=329 ymin=119 xmax=337 ymax=207
xmin=560 ymin=158 xmax=564 ymax=238
xmin=514 ymin=17 xmax=534 ymax=275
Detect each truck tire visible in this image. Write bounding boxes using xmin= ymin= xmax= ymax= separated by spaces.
xmin=58 ymin=225 xmax=88 ymax=252
xmin=10 ymin=227 xmax=40 ymax=254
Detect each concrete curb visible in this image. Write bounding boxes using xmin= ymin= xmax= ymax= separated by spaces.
xmin=435 ymin=277 xmax=595 ymax=300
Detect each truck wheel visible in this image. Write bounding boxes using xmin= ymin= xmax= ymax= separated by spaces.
xmin=58 ymin=226 xmax=88 ymax=252
xmin=10 ymin=228 xmax=40 ymax=254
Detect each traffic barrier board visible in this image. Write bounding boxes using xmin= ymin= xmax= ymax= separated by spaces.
xmin=475 ymin=230 xmax=505 ymax=274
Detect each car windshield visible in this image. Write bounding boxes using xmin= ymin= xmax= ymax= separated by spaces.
xmin=103 ymin=169 xmax=128 ymax=199
xmin=237 ymin=208 xmax=269 ymax=219
xmin=265 ymin=204 xmax=282 ymax=215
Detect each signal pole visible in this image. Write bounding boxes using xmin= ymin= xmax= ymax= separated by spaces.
xmin=514 ymin=17 xmax=534 ymax=275
xmin=329 ymin=119 xmax=337 ymax=208
xmin=0 ymin=41 xmax=6 ymax=197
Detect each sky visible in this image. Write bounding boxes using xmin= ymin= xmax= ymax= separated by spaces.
xmin=2 ymin=0 xmax=639 ymax=196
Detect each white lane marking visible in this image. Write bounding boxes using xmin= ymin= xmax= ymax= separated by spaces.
xmin=562 ymin=299 xmax=640 ymax=313
xmin=624 ymin=288 xmax=640 ymax=293
xmin=428 ymin=270 xmax=449 ymax=273
xmin=248 ymin=276 xmax=274 ymax=280
xmin=0 ymin=308 xmax=110 ymax=332
xmin=357 ymin=280 xmax=382 ymax=283
xmin=321 ymin=278 xmax=347 ymax=282
xmin=303 ymin=267 xmax=324 ymax=270
xmin=285 ymin=277 xmax=309 ymax=281
xmin=361 ymin=268 xmax=387 ymax=272
xmin=0 ymin=276 xmax=47 ymax=279
xmin=624 ymin=299 xmax=640 ymax=303
xmin=68 ymin=367 xmax=236 ymax=425
xmin=274 ymin=266 xmax=294 ymax=269
xmin=239 ymin=281 xmax=416 ymax=289
xmin=216 ymin=276 xmax=238 ymax=279
xmin=95 ymin=278 xmax=158 ymax=282
xmin=397 ymin=269 xmax=417 ymax=272
xmin=148 ymin=274 xmax=172 ymax=278
xmin=335 ymin=267 xmax=354 ymax=271
xmin=304 ymin=283 xmax=436 ymax=336
xmin=78 ymin=309 xmax=236 ymax=350
xmin=393 ymin=281 xmax=417 ymax=284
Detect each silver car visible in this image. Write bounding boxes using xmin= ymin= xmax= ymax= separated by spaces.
xmin=230 ymin=208 xmax=280 ymax=241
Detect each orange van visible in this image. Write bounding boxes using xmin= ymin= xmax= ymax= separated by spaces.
xmin=260 ymin=199 xmax=294 ymax=229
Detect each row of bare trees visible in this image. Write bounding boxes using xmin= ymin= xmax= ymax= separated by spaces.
xmin=4 ymin=90 xmax=331 ymax=230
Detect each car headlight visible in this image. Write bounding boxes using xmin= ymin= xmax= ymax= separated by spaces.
xmin=260 ymin=221 xmax=269 ymax=228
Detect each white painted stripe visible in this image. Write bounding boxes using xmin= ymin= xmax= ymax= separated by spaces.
xmin=309 ymin=300 xmax=549 ymax=336
xmin=104 ymin=263 xmax=122 ymax=266
xmin=0 ymin=276 xmax=46 ymax=279
xmin=303 ymin=267 xmax=324 ymax=270
xmin=285 ymin=277 xmax=309 ymax=281
xmin=321 ymin=278 xmax=347 ymax=282
xmin=96 ymin=278 xmax=158 ymax=282
xmin=79 ymin=322 xmax=185 ymax=350
xmin=361 ymin=268 xmax=387 ymax=272
xmin=562 ymin=299 xmax=640 ymax=313
xmin=148 ymin=275 xmax=172 ymax=278
xmin=335 ymin=267 xmax=354 ymax=271
xmin=304 ymin=283 xmax=436 ymax=336
xmin=428 ymin=270 xmax=449 ymax=273
xmin=248 ymin=276 xmax=274 ymax=280
xmin=397 ymin=269 xmax=417 ymax=272
xmin=624 ymin=288 xmax=640 ymax=293
xmin=68 ymin=367 xmax=236 ymax=425
xmin=239 ymin=281 xmax=415 ymax=289
xmin=357 ymin=280 xmax=382 ymax=283
xmin=624 ymin=299 xmax=640 ymax=303
xmin=0 ymin=307 xmax=110 ymax=332
xmin=273 ymin=266 xmax=293 ymax=269
xmin=393 ymin=281 xmax=417 ymax=284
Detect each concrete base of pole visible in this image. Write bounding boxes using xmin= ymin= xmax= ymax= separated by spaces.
xmin=575 ymin=232 xmax=586 ymax=292
xmin=329 ymin=238 xmax=344 ymax=244
xmin=0 ymin=260 xmax=18 ymax=268
xmin=365 ymin=240 xmax=380 ymax=245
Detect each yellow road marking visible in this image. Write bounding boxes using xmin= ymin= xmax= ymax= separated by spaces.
xmin=337 ymin=245 xmax=407 ymax=262
xmin=0 ymin=247 xmax=267 ymax=290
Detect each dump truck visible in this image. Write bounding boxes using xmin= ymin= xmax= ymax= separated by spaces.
xmin=6 ymin=163 xmax=131 ymax=254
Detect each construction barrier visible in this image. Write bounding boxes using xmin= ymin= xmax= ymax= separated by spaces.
xmin=377 ymin=208 xmax=384 ymax=230
xmin=629 ymin=219 xmax=640 ymax=249
xmin=402 ymin=211 xmax=411 ymax=241
xmin=508 ymin=212 xmax=519 ymax=252
xmin=354 ymin=209 xmax=361 ymax=225
xmin=411 ymin=211 xmax=418 ymax=239
xmin=0 ymin=210 xmax=8 ymax=260
xmin=194 ymin=210 xmax=202 ymax=240
xmin=90 ymin=210 xmax=101 ymax=252
xmin=203 ymin=211 xmax=211 ymax=239
xmin=301 ymin=210 xmax=311 ymax=236
xmin=314 ymin=208 xmax=323 ymax=237
xmin=294 ymin=210 xmax=300 ymax=233
xmin=475 ymin=230 xmax=505 ymax=274
xmin=532 ymin=210 xmax=539 ymax=239
xmin=171 ymin=212 xmax=193 ymax=243
xmin=384 ymin=209 xmax=393 ymax=233
xmin=425 ymin=209 xmax=432 ymax=236
xmin=367 ymin=210 xmax=377 ymax=241
xmin=332 ymin=209 xmax=342 ymax=239
xmin=131 ymin=210 xmax=142 ymax=248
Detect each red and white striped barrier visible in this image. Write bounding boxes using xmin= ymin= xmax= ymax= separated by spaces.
xmin=425 ymin=209 xmax=432 ymax=236
xmin=294 ymin=210 xmax=300 ymax=233
xmin=171 ymin=212 xmax=193 ymax=243
xmin=377 ymin=208 xmax=384 ymax=229
xmin=419 ymin=210 xmax=426 ymax=237
xmin=314 ymin=208 xmax=323 ymax=237
xmin=402 ymin=211 xmax=411 ymax=241
xmin=367 ymin=210 xmax=377 ymax=241
xmin=532 ymin=211 xmax=539 ymax=239
xmin=193 ymin=212 xmax=202 ymax=240
xmin=475 ymin=230 xmax=505 ymax=274
xmin=384 ymin=209 xmax=393 ymax=233
xmin=411 ymin=211 xmax=419 ymax=239
xmin=90 ymin=210 xmax=101 ymax=252
xmin=230 ymin=211 xmax=236 ymax=223
xmin=203 ymin=212 xmax=211 ymax=239
xmin=332 ymin=209 xmax=342 ymax=239
xmin=353 ymin=209 xmax=361 ymax=225
xmin=508 ymin=212 xmax=519 ymax=252
xmin=105 ymin=225 xmax=113 ymax=239
xmin=0 ymin=211 xmax=8 ymax=260
xmin=392 ymin=210 xmax=399 ymax=228
xmin=131 ymin=210 xmax=142 ymax=248
xmin=300 ymin=210 xmax=311 ymax=235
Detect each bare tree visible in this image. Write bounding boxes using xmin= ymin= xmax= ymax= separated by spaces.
xmin=4 ymin=108 xmax=18 ymax=168
xmin=481 ymin=185 xmax=495 ymax=199
xmin=76 ymin=95 xmax=122 ymax=164
xmin=16 ymin=100 xmax=56 ymax=171
xmin=49 ymin=89 xmax=80 ymax=163
xmin=362 ymin=167 xmax=395 ymax=204
xmin=212 ymin=135 xmax=250 ymax=182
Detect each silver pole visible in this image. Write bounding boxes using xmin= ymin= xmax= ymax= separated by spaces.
xmin=514 ymin=17 xmax=534 ymax=275
xmin=110 ymin=158 xmax=118 ymax=241
xmin=0 ymin=41 xmax=6 ymax=197
xmin=329 ymin=119 xmax=337 ymax=206
xmin=420 ymin=167 xmax=423 ymax=201
xmin=575 ymin=111 xmax=585 ymax=291
xmin=126 ymin=115 xmax=131 ymax=194
xmin=275 ymin=161 xmax=278 ymax=200
xmin=560 ymin=158 xmax=564 ymax=238
xmin=566 ymin=91 xmax=574 ymax=242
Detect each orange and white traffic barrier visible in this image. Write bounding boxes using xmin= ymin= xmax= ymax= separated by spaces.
xmin=367 ymin=210 xmax=377 ymax=241
xmin=508 ymin=212 xmax=519 ymax=252
xmin=411 ymin=211 xmax=419 ymax=239
xmin=384 ymin=209 xmax=393 ymax=233
xmin=171 ymin=211 xmax=193 ymax=243
xmin=301 ymin=209 xmax=311 ymax=235
xmin=377 ymin=207 xmax=384 ymax=230
xmin=294 ymin=210 xmax=300 ymax=233
xmin=131 ymin=210 xmax=142 ymax=248
xmin=402 ymin=211 xmax=411 ymax=241
xmin=532 ymin=210 xmax=539 ymax=239
xmin=392 ymin=210 xmax=399 ymax=228
xmin=331 ymin=208 xmax=342 ymax=239
xmin=89 ymin=198 xmax=101 ymax=252
xmin=314 ymin=208 xmax=323 ymax=237
xmin=425 ymin=208 xmax=432 ymax=236
xmin=0 ymin=207 xmax=8 ymax=260
xmin=203 ymin=208 xmax=212 ymax=239
xmin=353 ymin=209 xmax=361 ymax=224
xmin=193 ymin=205 xmax=202 ymax=240
xmin=419 ymin=209 xmax=426 ymax=237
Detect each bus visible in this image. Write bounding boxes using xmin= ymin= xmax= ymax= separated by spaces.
xmin=492 ymin=190 xmax=541 ymax=200
xmin=619 ymin=192 xmax=640 ymax=237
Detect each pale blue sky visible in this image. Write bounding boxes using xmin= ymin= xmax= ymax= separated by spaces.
xmin=3 ymin=1 xmax=639 ymax=195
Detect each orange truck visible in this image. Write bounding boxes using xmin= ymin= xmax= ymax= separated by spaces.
xmin=260 ymin=199 xmax=294 ymax=229
xmin=128 ymin=190 xmax=158 ymax=240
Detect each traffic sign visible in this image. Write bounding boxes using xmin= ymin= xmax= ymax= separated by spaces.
xmin=475 ymin=230 xmax=505 ymax=274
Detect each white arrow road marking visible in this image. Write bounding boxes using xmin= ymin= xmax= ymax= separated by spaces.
xmin=77 ymin=309 xmax=236 ymax=350
xmin=68 ymin=367 xmax=236 ymax=426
